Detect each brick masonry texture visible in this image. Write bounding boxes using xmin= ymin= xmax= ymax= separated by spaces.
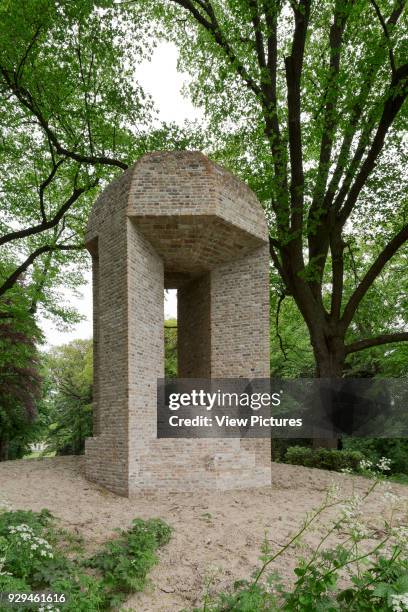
xmin=85 ymin=151 xmax=271 ymax=496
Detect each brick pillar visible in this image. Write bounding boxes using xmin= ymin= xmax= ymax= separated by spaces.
xmin=178 ymin=274 xmax=211 ymax=378
xmin=84 ymin=212 xmax=130 ymax=495
xmin=127 ymin=219 xmax=164 ymax=491
xmin=211 ymin=245 xmax=271 ymax=468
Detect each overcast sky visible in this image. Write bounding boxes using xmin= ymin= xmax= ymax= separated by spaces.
xmin=42 ymin=42 xmax=201 ymax=347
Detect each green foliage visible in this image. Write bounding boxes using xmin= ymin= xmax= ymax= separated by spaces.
xmin=0 ymin=0 xmax=205 ymax=324
xmin=0 ymin=509 xmax=171 ymax=611
xmin=343 ymin=437 xmax=408 ymax=476
xmin=269 ymin=242 xmax=408 ymax=379
xmin=285 ymin=446 xmax=364 ymax=472
xmin=271 ymin=438 xmax=313 ymax=463
xmin=0 ymin=509 xmax=53 ymax=534
xmin=41 ymin=339 xmax=93 ymax=455
xmin=87 ymin=518 xmax=172 ymax=607
xmin=270 ymin=278 xmax=314 ymax=377
xmin=0 ymin=509 xmax=71 ymax=589
xmin=0 ymin=0 xmax=140 ymax=307
xmin=0 ymin=292 xmax=42 ymax=460
xmin=164 ymin=318 xmax=178 ymax=378
xmin=194 ymin=470 xmax=408 ymax=611
xmin=197 ymin=549 xmax=408 ymax=612
xmin=138 ymin=0 xmax=408 ymax=377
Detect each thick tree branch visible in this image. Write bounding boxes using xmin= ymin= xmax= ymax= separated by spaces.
xmin=332 ymin=118 xmax=376 ymax=213
xmin=307 ymin=1 xmax=349 ymax=298
xmin=0 ymin=243 xmax=83 ymax=297
xmin=285 ymin=0 xmax=311 ymax=240
xmin=0 ymin=181 xmax=97 ymax=247
xmin=262 ymin=1 xmax=289 ymax=235
xmin=309 ymin=0 xmax=348 ymax=216
xmin=338 ymin=62 xmax=408 ymax=224
xmin=345 ymin=332 xmax=408 ymax=354
xmin=0 ymin=67 xmax=128 ymax=170
xmin=342 ymin=222 xmax=408 ymax=328
xmin=249 ymin=0 xmax=266 ymax=69
xmin=323 ymin=0 xmax=405 ymax=212
xmin=369 ymin=0 xmax=396 ymax=75
xmin=170 ymin=0 xmax=262 ymax=97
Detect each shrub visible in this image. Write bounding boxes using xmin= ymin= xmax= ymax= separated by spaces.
xmin=0 ymin=509 xmax=53 ymax=535
xmin=86 ymin=518 xmax=172 ymax=608
xmin=0 ymin=510 xmax=171 ymax=611
xmin=343 ymin=437 xmax=408 ymax=475
xmin=285 ymin=446 xmax=364 ymax=472
xmin=271 ymin=438 xmax=313 ymax=462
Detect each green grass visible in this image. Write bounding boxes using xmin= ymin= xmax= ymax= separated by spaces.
xmin=23 ymin=450 xmax=56 ymax=459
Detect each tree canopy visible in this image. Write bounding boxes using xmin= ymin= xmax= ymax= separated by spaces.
xmin=1 ymin=0 xmax=407 ymax=457
xmin=0 ymin=0 xmax=202 ymax=320
xmin=137 ymin=0 xmax=408 ymax=377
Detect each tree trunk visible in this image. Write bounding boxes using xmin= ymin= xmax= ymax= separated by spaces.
xmin=0 ymin=437 xmax=9 ymax=461
xmin=311 ymin=333 xmax=346 ymax=450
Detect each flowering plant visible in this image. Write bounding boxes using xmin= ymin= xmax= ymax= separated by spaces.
xmin=196 ymin=457 xmax=408 ymax=611
xmin=0 ymin=523 xmax=54 ymax=581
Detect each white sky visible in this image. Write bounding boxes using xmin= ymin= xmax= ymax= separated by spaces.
xmin=42 ymin=42 xmax=200 ymax=346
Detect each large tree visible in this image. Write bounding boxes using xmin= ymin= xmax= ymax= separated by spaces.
xmin=41 ymin=339 xmax=93 ymax=455
xmin=140 ymin=0 xmax=408 ymax=379
xmin=0 ymin=289 xmax=42 ymax=460
xmin=0 ymin=0 xmax=201 ymax=318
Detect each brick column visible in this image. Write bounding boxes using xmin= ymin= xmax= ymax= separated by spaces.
xmin=211 ymin=245 xmax=271 ymax=468
xmin=178 ymin=274 xmax=211 ymax=378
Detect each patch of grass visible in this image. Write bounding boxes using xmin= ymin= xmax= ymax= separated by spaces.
xmin=0 ymin=510 xmax=171 ymax=611
xmin=23 ymin=451 xmax=56 ymax=459
xmin=389 ymin=473 xmax=408 ymax=485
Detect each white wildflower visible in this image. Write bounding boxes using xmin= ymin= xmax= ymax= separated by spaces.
xmin=341 ymin=494 xmax=363 ymax=521
xmin=359 ymin=459 xmax=373 ymax=471
xmin=327 ymin=482 xmax=342 ymax=500
xmin=390 ymin=593 xmax=408 ymax=611
xmin=0 ymin=556 xmax=11 ymax=577
xmin=377 ymin=457 xmax=392 ymax=472
xmin=391 ymin=526 xmax=408 ymax=550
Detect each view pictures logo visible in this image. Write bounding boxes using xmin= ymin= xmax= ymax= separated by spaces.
xmin=168 ymin=389 xmax=282 ymax=411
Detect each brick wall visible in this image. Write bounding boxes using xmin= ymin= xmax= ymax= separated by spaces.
xmin=85 ymin=151 xmax=271 ymax=496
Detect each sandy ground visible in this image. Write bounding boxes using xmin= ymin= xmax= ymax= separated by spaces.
xmin=0 ymin=456 xmax=407 ymax=611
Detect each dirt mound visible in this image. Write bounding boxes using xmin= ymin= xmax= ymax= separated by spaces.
xmin=0 ymin=456 xmax=406 ymax=611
